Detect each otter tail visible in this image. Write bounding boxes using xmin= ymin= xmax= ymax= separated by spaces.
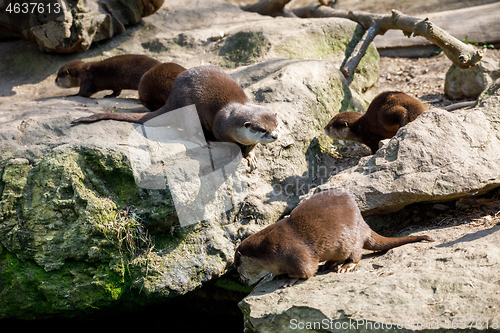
xmin=364 ymin=230 xmax=434 ymax=252
xmin=71 ymin=110 xmax=162 ymax=125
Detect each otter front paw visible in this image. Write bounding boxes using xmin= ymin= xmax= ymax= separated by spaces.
xmin=246 ymin=152 xmax=257 ymax=169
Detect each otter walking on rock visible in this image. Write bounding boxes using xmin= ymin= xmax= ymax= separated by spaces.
xmin=234 ymin=190 xmax=434 ymax=287
xmin=55 ymin=54 xmax=161 ymax=98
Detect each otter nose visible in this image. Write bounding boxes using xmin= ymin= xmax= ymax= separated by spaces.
xmin=270 ymin=132 xmax=279 ymax=140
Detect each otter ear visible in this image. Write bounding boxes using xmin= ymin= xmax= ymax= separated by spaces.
xmin=244 ymin=122 xmax=251 ymax=128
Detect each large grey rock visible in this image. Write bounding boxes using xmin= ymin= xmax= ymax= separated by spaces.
xmin=238 ymin=78 xmax=500 ymax=333
xmin=445 ymin=49 xmax=500 ymax=99
xmin=0 ymin=0 xmax=164 ymax=53
xmin=312 ymin=78 xmax=500 ymax=217
xmin=0 ymin=0 xmax=379 ymax=319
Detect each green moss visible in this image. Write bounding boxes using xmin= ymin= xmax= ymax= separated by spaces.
xmin=273 ymin=22 xmax=379 ymax=103
xmin=0 ymin=158 xmax=30 ymax=219
xmin=275 ymin=29 xmax=346 ymax=61
xmin=478 ymin=77 xmax=500 ymax=100
xmin=0 ymin=246 xmax=147 ymax=319
xmin=0 ymin=145 xmax=182 ymax=318
xmin=220 ymin=31 xmax=271 ymax=67
xmin=214 ymin=277 xmax=253 ymax=294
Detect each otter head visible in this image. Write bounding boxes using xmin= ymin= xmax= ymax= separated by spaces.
xmin=324 ymin=111 xmax=363 ymax=142
xmin=234 ymin=104 xmax=279 ymax=146
xmin=55 ymin=60 xmax=84 ymax=88
xmin=234 ymin=249 xmax=272 ymax=285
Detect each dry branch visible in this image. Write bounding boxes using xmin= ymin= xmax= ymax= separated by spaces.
xmin=242 ymin=1 xmax=483 ymax=82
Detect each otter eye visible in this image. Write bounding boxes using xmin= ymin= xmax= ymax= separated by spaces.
xmin=343 ymin=121 xmax=349 ymax=127
xmin=259 ymin=128 xmax=267 ymax=133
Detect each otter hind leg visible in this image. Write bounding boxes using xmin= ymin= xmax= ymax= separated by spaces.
xmin=318 ymin=259 xmax=359 ymax=273
xmin=319 ymin=260 xmax=342 ymax=272
xmin=336 ymin=249 xmax=362 ymax=273
xmin=336 ymin=261 xmax=358 ymax=273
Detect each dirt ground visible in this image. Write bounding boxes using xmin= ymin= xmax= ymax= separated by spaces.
xmin=377 ymin=53 xmax=472 ymax=108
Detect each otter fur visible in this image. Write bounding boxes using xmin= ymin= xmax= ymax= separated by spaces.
xmin=138 ymin=62 xmax=187 ymax=111
xmin=55 ymin=55 xmax=161 ymax=98
xmin=234 ymin=190 xmax=434 ymax=287
xmin=71 ymin=65 xmax=280 ymax=168
xmin=324 ymin=91 xmax=426 ymax=154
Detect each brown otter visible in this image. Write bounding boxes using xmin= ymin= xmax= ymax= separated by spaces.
xmin=324 ymin=91 xmax=426 ymax=154
xmin=71 ymin=65 xmax=280 ymax=168
xmin=234 ymin=190 xmax=434 ymax=287
xmin=138 ymin=62 xmax=187 ymax=111
xmin=55 ymin=55 xmax=161 ymax=98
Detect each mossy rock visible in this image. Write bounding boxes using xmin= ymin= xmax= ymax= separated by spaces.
xmin=0 ymin=145 xmax=187 ymax=319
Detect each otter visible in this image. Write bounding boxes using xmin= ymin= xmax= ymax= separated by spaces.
xmin=324 ymin=91 xmax=426 ymax=154
xmin=55 ymin=55 xmax=161 ymax=98
xmin=138 ymin=62 xmax=187 ymax=111
xmin=71 ymin=65 xmax=280 ymax=168
xmin=234 ymin=190 xmax=434 ymax=288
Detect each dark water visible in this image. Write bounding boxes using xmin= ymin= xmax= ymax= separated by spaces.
xmin=2 ymin=273 xmax=248 ymax=333
xmin=3 ymin=306 xmax=243 ymax=333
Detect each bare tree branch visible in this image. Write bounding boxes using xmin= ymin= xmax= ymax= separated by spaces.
xmin=241 ymin=1 xmax=483 ymax=81
xmin=292 ymin=6 xmax=482 ymax=77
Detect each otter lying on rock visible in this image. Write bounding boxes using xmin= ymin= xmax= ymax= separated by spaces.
xmin=71 ymin=65 xmax=280 ymax=168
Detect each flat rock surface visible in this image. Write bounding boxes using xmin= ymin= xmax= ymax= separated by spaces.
xmin=241 ymin=214 xmax=500 ymax=332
